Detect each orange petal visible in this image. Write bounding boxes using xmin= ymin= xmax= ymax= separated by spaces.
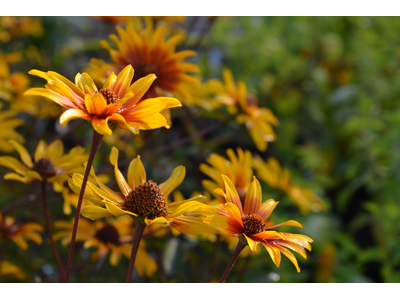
xmin=221 ymin=174 xmax=243 ymax=214
xmin=127 ymin=155 xmax=146 ymax=189
xmin=258 ymin=199 xmax=279 ymax=221
xmin=85 ymin=93 xmax=106 ymax=116
xmin=59 ymin=108 xmax=92 ymax=127
xmin=112 ymin=65 xmax=134 ymax=98
xmin=244 ymin=176 xmax=262 ymax=215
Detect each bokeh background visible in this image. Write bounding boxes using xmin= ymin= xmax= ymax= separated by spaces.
xmin=1 ymin=16 xmax=400 ymax=283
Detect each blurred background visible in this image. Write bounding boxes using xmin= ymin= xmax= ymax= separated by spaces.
xmin=1 ymin=16 xmax=400 ymax=283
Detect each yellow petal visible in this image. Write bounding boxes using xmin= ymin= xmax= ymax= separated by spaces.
xmin=159 ymin=166 xmax=185 ymax=199
xmin=85 ymin=93 xmax=106 ymax=115
xmin=277 ymin=245 xmax=301 ymax=272
xmin=0 ymin=156 xmax=30 ymax=174
xmin=75 ymin=73 xmax=98 ymax=94
xmin=103 ymin=72 xmax=117 ymax=89
xmin=168 ymin=201 xmax=203 ymax=219
xmin=243 ymin=234 xmax=258 ymax=252
xmin=8 ymin=140 xmax=33 ymax=168
xmin=222 ymin=202 xmax=243 ymax=227
xmin=244 ymin=176 xmax=262 ymax=215
xmin=112 ymin=65 xmax=134 ymax=98
xmin=145 ymin=216 xmax=169 ymax=225
xmin=81 ymin=205 xmax=112 ymax=220
xmin=258 ymin=199 xmax=279 ymax=221
xmin=127 ymin=155 xmax=146 ymax=189
xmin=59 ymin=108 xmax=91 ymax=127
xmin=125 ymin=74 xmax=157 ymax=108
xmin=263 ymin=244 xmax=281 ymax=268
xmin=92 ymin=116 xmax=112 ymax=135
xmin=109 ymin=147 xmax=131 ymax=195
xmin=267 ymin=220 xmax=303 ymax=229
xmin=103 ymin=200 xmax=137 ymax=217
xmin=221 ymin=174 xmax=243 ymax=214
xmin=34 ymin=140 xmax=47 ymax=162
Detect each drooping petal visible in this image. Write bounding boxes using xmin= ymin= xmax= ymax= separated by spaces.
xmin=59 ymin=108 xmax=92 ymax=127
xmin=243 ymin=234 xmax=258 ymax=252
xmin=263 ymin=243 xmax=281 ymax=268
xmin=92 ymin=116 xmax=113 ymax=135
xmin=145 ymin=216 xmax=169 ymax=226
xmin=127 ymin=155 xmax=146 ymax=189
xmin=159 ymin=166 xmax=185 ymax=199
xmin=244 ymin=176 xmax=262 ymax=215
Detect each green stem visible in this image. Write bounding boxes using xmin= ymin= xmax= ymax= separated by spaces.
xmin=64 ymin=129 xmax=103 ymax=283
xmin=126 ymin=221 xmax=146 ymax=283
xmin=219 ymin=240 xmax=246 ymax=283
xmin=41 ymin=181 xmax=65 ymax=279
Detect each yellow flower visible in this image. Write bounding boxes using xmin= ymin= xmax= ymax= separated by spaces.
xmin=0 ymin=139 xmax=87 ymax=186
xmin=25 ymin=64 xmax=181 ymax=135
xmin=212 ymin=69 xmax=279 ymax=152
xmin=0 ymin=261 xmax=27 ymax=280
xmin=0 ymin=212 xmax=44 ymax=250
xmin=253 ymin=155 xmax=326 ymax=214
xmin=0 ymin=16 xmax=44 ymax=42
xmin=200 ymin=148 xmax=253 ymax=203
xmin=70 ymin=147 xmax=206 ymax=230
xmin=87 ymin=21 xmax=199 ymax=100
xmin=202 ymin=175 xmax=313 ymax=272
xmin=0 ymin=108 xmax=24 ymax=153
xmin=54 ymin=216 xmax=157 ymax=277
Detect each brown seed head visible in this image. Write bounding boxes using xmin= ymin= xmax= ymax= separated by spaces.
xmin=242 ymin=213 xmax=265 ymax=236
xmin=94 ymin=224 xmax=121 ymax=246
xmin=32 ymin=158 xmax=55 ymax=179
xmin=126 ymin=180 xmax=168 ymax=219
xmin=99 ymin=88 xmax=120 ymax=105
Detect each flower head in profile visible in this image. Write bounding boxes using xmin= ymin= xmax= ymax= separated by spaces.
xmin=0 ymin=139 xmax=87 ymax=187
xmin=54 ymin=216 xmax=156 ymax=277
xmin=211 ymin=69 xmax=279 ymax=152
xmin=25 ymin=65 xmax=181 ymax=135
xmin=87 ymin=21 xmax=199 ymax=100
xmin=69 ymin=147 xmax=205 ymax=230
xmin=252 ymin=155 xmax=326 ymax=214
xmin=202 ymin=175 xmax=313 ymax=272
xmin=0 ymin=212 xmax=43 ymax=250
xmin=200 ymin=148 xmax=253 ymax=204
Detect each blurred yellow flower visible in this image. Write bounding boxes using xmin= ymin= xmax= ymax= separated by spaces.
xmin=200 ymin=148 xmax=253 ymax=204
xmin=0 ymin=108 xmax=24 ymax=153
xmin=25 ymin=64 xmax=181 ymax=135
xmin=211 ymin=69 xmax=279 ymax=152
xmin=0 ymin=139 xmax=87 ymax=188
xmin=54 ymin=216 xmax=157 ymax=277
xmin=87 ymin=20 xmax=199 ymax=100
xmin=0 ymin=261 xmax=27 ymax=280
xmin=0 ymin=16 xmax=44 ymax=42
xmin=253 ymin=155 xmax=327 ymax=214
xmin=0 ymin=212 xmax=44 ymax=250
xmin=201 ymin=175 xmax=313 ymax=272
xmin=70 ymin=147 xmax=207 ymax=234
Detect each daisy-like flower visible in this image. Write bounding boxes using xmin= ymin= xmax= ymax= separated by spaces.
xmin=0 ymin=212 xmax=43 ymax=250
xmin=200 ymin=148 xmax=253 ymax=203
xmin=252 ymin=155 xmax=326 ymax=214
xmin=87 ymin=21 xmax=199 ymax=100
xmin=211 ymin=69 xmax=279 ymax=152
xmin=24 ymin=64 xmax=181 ymax=135
xmin=0 ymin=108 xmax=24 ymax=153
xmin=69 ymin=147 xmax=205 ymax=227
xmin=54 ymin=216 xmax=157 ymax=277
xmin=0 ymin=139 xmax=87 ymax=187
xmin=202 ymin=175 xmax=313 ymax=278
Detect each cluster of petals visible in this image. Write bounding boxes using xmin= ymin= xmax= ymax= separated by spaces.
xmin=200 ymin=175 xmax=313 ymax=272
xmin=24 ymin=65 xmax=181 ymax=135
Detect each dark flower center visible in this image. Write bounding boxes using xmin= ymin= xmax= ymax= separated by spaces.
xmin=242 ymin=213 xmax=265 ymax=236
xmin=126 ymin=180 xmax=168 ymax=219
xmin=99 ymin=88 xmax=120 ymax=105
xmin=32 ymin=158 xmax=55 ymax=179
xmin=94 ymin=224 xmax=121 ymax=246
xmin=133 ymin=63 xmax=159 ymax=88
xmin=245 ymin=95 xmax=258 ymax=107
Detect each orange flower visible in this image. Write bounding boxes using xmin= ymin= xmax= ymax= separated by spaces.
xmin=87 ymin=20 xmax=199 ymax=100
xmin=202 ymin=175 xmax=313 ymax=272
xmin=25 ymin=64 xmax=181 ymax=135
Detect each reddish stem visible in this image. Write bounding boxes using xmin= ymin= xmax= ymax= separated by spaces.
xmin=126 ymin=221 xmax=146 ymax=283
xmin=64 ymin=129 xmax=103 ymax=283
xmin=219 ymin=240 xmax=246 ymax=283
xmin=41 ymin=181 xmax=65 ymax=280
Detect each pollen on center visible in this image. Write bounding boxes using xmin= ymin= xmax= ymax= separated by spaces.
xmin=99 ymin=88 xmax=120 ymax=105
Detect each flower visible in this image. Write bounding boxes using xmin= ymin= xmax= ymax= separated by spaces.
xmin=0 ymin=212 xmax=43 ymax=250
xmin=200 ymin=148 xmax=253 ymax=203
xmin=0 ymin=108 xmax=24 ymax=153
xmin=25 ymin=64 xmax=182 ymax=135
xmin=0 ymin=261 xmax=27 ymax=280
xmin=54 ymin=216 xmax=157 ymax=277
xmin=0 ymin=16 xmax=43 ymax=42
xmin=0 ymin=139 xmax=87 ymax=186
xmin=252 ymin=155 xmax=326 ymax=214
xmin=70 ymin=147 xmax=206 ymax=230
xmin=87 ymin=21 xmax=199 ymax=100
xmin=212 ymin=69 xmax=279 ymax=152
xmin=202 ymin=175 xmax=313 ymax=272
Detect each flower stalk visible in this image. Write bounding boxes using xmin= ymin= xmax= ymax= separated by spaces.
xmin=126 ymin=221 xmax=146 ymax=283
xmin=219 ymin=240 xmax=246 ymax=283
xmin=64 ymin=129 xmax=103 ymax=282
xmin=41 ymin=181 xmax=65 ymax=279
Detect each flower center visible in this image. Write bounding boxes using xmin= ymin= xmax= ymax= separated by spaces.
xmin=246 ymin=95 xmax=258 ymax=107
xmin=133 ymin=63 xmax=159 ymax=85
xmin=126 ymin=180 xmax=168 ymax=219
xmin=99 ymin=88 xmax=120 ymax=105
xmin=242 ymin=213 xmax=265 ymax=236
xmin=94 ymin=224 xmax=121 ymax=246
xmin=32 ymin=158 xmax=55 ymax=179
